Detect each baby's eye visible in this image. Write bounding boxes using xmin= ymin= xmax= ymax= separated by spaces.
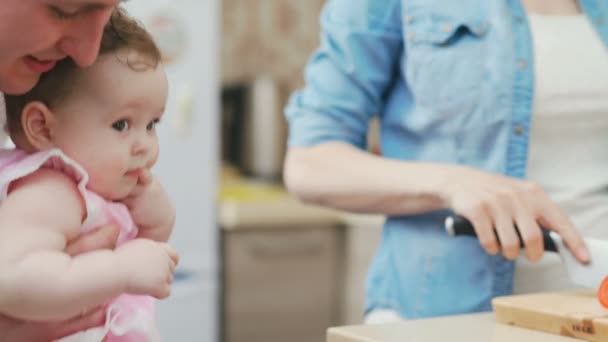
xmin=112 ymin=120 xmax=130 ymax=132
xmin=147 ymin=118 xmax=161 ymax=131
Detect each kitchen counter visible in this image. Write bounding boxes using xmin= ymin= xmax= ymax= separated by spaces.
xmin=219 ymin=179 xmax=340 ymax=230
xmin=219 ymin=179 xmax=383 ymax=230
xmin=327 ymin=313 xmax=583 ymax=342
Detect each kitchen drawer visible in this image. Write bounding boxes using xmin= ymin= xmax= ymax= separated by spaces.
xmin=223 ymin=226 xmax=342 ymax=342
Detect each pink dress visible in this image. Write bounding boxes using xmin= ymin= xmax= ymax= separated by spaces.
xmin=0 ymin=148 xmax=159 ymax=342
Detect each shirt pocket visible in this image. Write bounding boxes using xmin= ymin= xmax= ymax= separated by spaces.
xmin=404 ymin=14 xmax=491 ymax=120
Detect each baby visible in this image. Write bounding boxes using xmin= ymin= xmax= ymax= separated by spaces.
xmin=0 ymin=7 xmax=177 ymax=342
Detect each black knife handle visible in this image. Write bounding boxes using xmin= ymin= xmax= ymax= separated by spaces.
xmin=444 ymin=215 xmax=558 ymax=253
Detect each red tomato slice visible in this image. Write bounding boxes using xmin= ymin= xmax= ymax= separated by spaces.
xmin=598 ymin=277 xmax=608 ymax=308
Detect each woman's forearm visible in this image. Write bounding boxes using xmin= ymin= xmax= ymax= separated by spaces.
xmin=284 ymin=142 xmax=453 ymax=215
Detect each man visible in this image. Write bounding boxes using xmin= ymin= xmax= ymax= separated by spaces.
xmin=0 ymin=1 xmax=124 ymax=340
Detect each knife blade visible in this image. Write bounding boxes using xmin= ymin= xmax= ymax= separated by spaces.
xmin=444 ymin=214 xmax=608 ymax=289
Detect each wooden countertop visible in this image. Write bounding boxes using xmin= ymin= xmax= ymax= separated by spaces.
xmin=219 ymin=179 xmax=384 ymax=230
xmin=327 ymin=313 xmax=583 ymax=342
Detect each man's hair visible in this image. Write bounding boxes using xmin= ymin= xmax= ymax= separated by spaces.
xmin=4 ymin=6 xmax=161 ymax=136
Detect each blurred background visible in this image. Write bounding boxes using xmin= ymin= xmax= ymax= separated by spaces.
xmin=124 ymin=0 xmax=384 ymax=341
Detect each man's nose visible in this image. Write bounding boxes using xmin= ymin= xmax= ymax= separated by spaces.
xmin=56 ymin=9 xmax=113 ymax=67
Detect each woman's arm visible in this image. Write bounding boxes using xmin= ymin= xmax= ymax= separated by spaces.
xmin=284 ymin=0 xmax=424 ymax=214
xmin=285 ymin=142 xmax=447 ymax=215
xmin=0 ymin=306 xmax=106 ymax=342
xmin=285 ymin=142 xmax=590 ymax=264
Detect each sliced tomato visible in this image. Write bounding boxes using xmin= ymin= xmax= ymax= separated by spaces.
xmin=598 ymin=277 xmax=608 ymax=308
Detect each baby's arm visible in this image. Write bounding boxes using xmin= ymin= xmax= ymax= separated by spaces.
xmin=0 ymin=169 xmax=176 ymax=322
xmin=0 ymin=169 xmax=125 ymax=321
xmin=124 ymin=174 xmax=175 ymax=242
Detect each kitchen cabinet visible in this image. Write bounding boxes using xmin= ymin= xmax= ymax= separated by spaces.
xmin=219 ymin=181 xmax=345 ymax=342
xmin=222 ymin=225 xmax=343 ymax=342
xmin=219 ymin=179 xmax=393 ymax=341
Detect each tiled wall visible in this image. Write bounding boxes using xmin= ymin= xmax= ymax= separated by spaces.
xmin=222 ymin=0 xmax=326 ymax=92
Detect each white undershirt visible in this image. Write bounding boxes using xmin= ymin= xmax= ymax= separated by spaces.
xmin=515 ymin=13 xmax=608 ymax=293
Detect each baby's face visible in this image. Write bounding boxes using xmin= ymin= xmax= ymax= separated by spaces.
xmin=50 ymin=50 xmax=168 ymax=200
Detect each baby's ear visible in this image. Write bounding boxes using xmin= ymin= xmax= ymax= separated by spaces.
xmin=21 ymin=101 xmax=56 ymax=150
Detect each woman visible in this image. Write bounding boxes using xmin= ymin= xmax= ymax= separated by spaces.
xmin=284 ymin=0 xmax=608 ymax=322
xmin=0 ymin=0 xmax=124 ymax=340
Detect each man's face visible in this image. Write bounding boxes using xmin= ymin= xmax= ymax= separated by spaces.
xmin=0 ymin=0 xmax=120 ymax=94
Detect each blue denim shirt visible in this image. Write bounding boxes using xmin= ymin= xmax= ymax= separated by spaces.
xmin=285 ymin=0 xmax=608 ymax=318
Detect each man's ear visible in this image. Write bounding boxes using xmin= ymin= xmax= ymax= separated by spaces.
xmin=21 ymin=101 xmax=56 ymax=150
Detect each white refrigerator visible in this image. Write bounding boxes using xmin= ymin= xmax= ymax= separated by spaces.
xmin=123 ymin=1 xmax=220 ymax=341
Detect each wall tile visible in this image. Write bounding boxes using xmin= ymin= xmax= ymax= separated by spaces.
xmin=222 ymin=0 xmax=325 ymax=92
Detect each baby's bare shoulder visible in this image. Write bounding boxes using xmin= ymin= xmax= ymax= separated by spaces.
xmin=0 ymin=168 xmax=85 ymax=260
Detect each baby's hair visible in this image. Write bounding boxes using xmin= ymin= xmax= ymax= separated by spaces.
xmin=4 ymin=6 xmax=162 ymax=137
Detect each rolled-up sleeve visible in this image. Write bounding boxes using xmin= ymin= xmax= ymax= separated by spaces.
xmin=285 ymin=0 xmax=404 ymax=148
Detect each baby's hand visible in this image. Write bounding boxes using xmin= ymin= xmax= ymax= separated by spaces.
xmin=115 ymin=239 xmax=179 ymax=299
xmin=123 ymin=171 xmax=175 ymax=242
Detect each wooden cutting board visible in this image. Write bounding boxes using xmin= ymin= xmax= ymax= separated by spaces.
xmin=493 ymin=290 xmax=608 ymax=341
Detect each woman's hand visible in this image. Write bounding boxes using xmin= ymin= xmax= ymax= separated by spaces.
xmin=65 ymin=223 xmax=120 ymax=255
xmin=441 ymin=165 xmax=589 ymax=263
xmin=0 ymin=224 xmax=118 ymax=340
xmin=0 ymin=307 xmax=106 ymax=342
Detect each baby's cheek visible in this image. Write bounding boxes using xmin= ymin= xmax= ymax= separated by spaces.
xmin=148 ymin=147 xmax=159 ymax=167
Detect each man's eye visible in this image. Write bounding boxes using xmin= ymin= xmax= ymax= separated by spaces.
xmin=147 ymin=118 xmax=161 ymax=131
xmin=112 ymin=120 xmax=130 ymax=131
xmin=50 ymin=6 xmax=79 ymax=20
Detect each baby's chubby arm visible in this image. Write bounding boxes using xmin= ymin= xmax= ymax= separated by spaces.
xmin=123 ymin=171 xmax=175 ymax=242
xmin=0 ymin=169 xmax=178 ymax=322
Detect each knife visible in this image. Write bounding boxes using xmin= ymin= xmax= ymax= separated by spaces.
xmin=444 ymin=214 xmax=608 ymax=289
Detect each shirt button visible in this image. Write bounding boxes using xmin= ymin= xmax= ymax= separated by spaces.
xmin=517 ymin=59 xmax=528 ymax=69
xmin=514 ymin=16 xmax=525 ymax=24
xmin=514 ymin=126 xmax=525 ymax=136
xmin=472 ymin=21 xmax=490 ymax=35
xmin=406 ymin=32 xmax=415 ymax=41
xmin=404 ymin=15 xmax=414 ymax=24
xmin=442 ymin=23 xmax=453 ymax=32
